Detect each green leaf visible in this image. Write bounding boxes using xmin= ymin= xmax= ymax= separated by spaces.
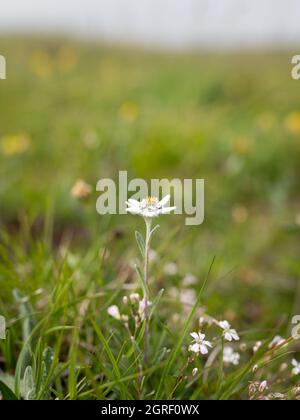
xmin=155 ymin=256 xmax=215 ymax=399
xmin=13 ymin=289 xmax=35 ymax=342
xmin=0 ymin=380 xmax=18 ymax=400
xmin=14 ymin=344 xmax=32 ymax=398
xmin=43 ymin=326 xmax=76 ymax=335
xmin=91 ymin=320 xmax=130 ymax=399
xmin=135 ymin=230 xmax=145 ymax=258
xmin=134 ymin=264 xmax=149 ymax=295
xmin=149 ymin=288 xmax=164 ymax=319
xmin=23 ymin=366 xmax=35 ymax=400
xmin=42 ymin=347 xmax=54 ymax=378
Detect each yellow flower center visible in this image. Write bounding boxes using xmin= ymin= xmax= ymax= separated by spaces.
xmin=147 ymin=196 xmax=157 ymax=205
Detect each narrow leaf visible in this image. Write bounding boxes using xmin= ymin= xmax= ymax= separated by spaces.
xmin=0 ymin=380 xmax=18 ymax=400
xmin=135 ymin=231 xmax=145 ymax=258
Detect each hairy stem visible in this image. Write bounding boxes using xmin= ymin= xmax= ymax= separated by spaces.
xmin=143 ymin=217 xmax=152 ymax=364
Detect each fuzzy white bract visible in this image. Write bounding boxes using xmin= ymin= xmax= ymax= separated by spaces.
xmin=126 ymin=195 xmax=176 ymax=218
xmin=219 ymin=320 xmax=240 ymax=342
xmin=292 ymin=359 xmax=300 ymax=376
xmin=223 ymin=347 xmax=240 ymax=366
xmin=189 ymin=332 xmax=212 ymax=355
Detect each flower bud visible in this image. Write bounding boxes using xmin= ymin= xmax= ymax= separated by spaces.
xmin=192 ymin=368 xmax=198 ymax=377
xmin=130 ymin=293 xmax=140 ymax=304
xmin=259 ymin=381 xmax=268 ymax=393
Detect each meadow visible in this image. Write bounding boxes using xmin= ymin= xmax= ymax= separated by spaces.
xmin=0 ymin=37 xmax=300 ymax=400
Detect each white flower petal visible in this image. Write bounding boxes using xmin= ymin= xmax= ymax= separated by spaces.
xmin=107 ymin=305 xmax=121 ymax=320
xmin=219 ymin=320 xmax=230 ymax=330
xmin=190 ymin=332 xmax=199 ymax=341
xmin=231 ymin=330 xmax=240 ymax=341
xmin=198 ymin=333 xmax=206 ymax=341
xmin=160 ymin=206 xmax=176 ymax=214
xmin=189 ymin=343 xmax=200 ymax=353
xmin=126 ymin=207 xmax=142 ymax=215
xmin=199 ymin=345 xmax=208 ymax=355
xmin=127 ymin=198 xmax=140 ymax=206
xmin=158 ymin=194 xmax=170 ymax=207
xmin=142 ymin=209 xmax=159 ymax=218
xmin=224 ymin=332 xmax=233 ymax=342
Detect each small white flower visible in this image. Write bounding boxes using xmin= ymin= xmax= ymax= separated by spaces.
xmin=179 ymin=289 xmax=196 ymax=306
xmin=280 ymin=363 xmax=288 ymax=372
xmin=107 ymin=305 xmax=121 ymax=320
xmin=199 ymin=316 xmax=205 ymax=326
xmin=292 ymin=359 xmax=300 ymax=376
xmin=129 ymin=293 xmax=140 ymax=304
xmin=126 ymin=195 xmax=176 ymax=219
xmin=269 ymin=335 xmax=287 ymax=349
xmin=182 ymin=273 xmax=197 ymax=286
xmin=223 ymin=347 xmax=240 ymax=366
xmin=253 ymin=341 xmax=262 ymax=353
xmin=138 ymin=297 xmax=152 ymax=321
xmin=189 ymin=332 xmax=212 ymax=355
xmin=219 ymin=320 xmax=240 ymax=342
xmin=240 ymin=343 xmax=247 ymax=352
xmin=259 ymin=380 xmax=268 ymax=393
xmin=148 ymin=249 xmax=158 ymax=263
xmin=164 ymin=262 xmax=178 ymax=276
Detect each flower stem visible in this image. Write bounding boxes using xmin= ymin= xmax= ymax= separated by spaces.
xmin=217 ymin=337 xmax=224 ymax=393
xmin=143 ymin=217 xmax=152 ymax=364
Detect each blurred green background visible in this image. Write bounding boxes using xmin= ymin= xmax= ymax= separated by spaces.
xmin=1 ymin=37 xmax=300 ymax=329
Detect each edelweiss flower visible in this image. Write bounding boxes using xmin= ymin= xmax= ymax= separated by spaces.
xmin=189 ymin=332 xmax=212 ymax=355
xmin=219 ymin=320 xmax=240 ymax=342
xmin=223 ymin=347 xmax=240 ymax=366
xmin=126 ymin=195 xmax=176 ymax=218
xmin=292 ymin=359 xmax=300 ymax=376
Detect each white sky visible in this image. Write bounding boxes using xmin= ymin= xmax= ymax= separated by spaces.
xmin=0 ymin=0 xmax=300 ymax=49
